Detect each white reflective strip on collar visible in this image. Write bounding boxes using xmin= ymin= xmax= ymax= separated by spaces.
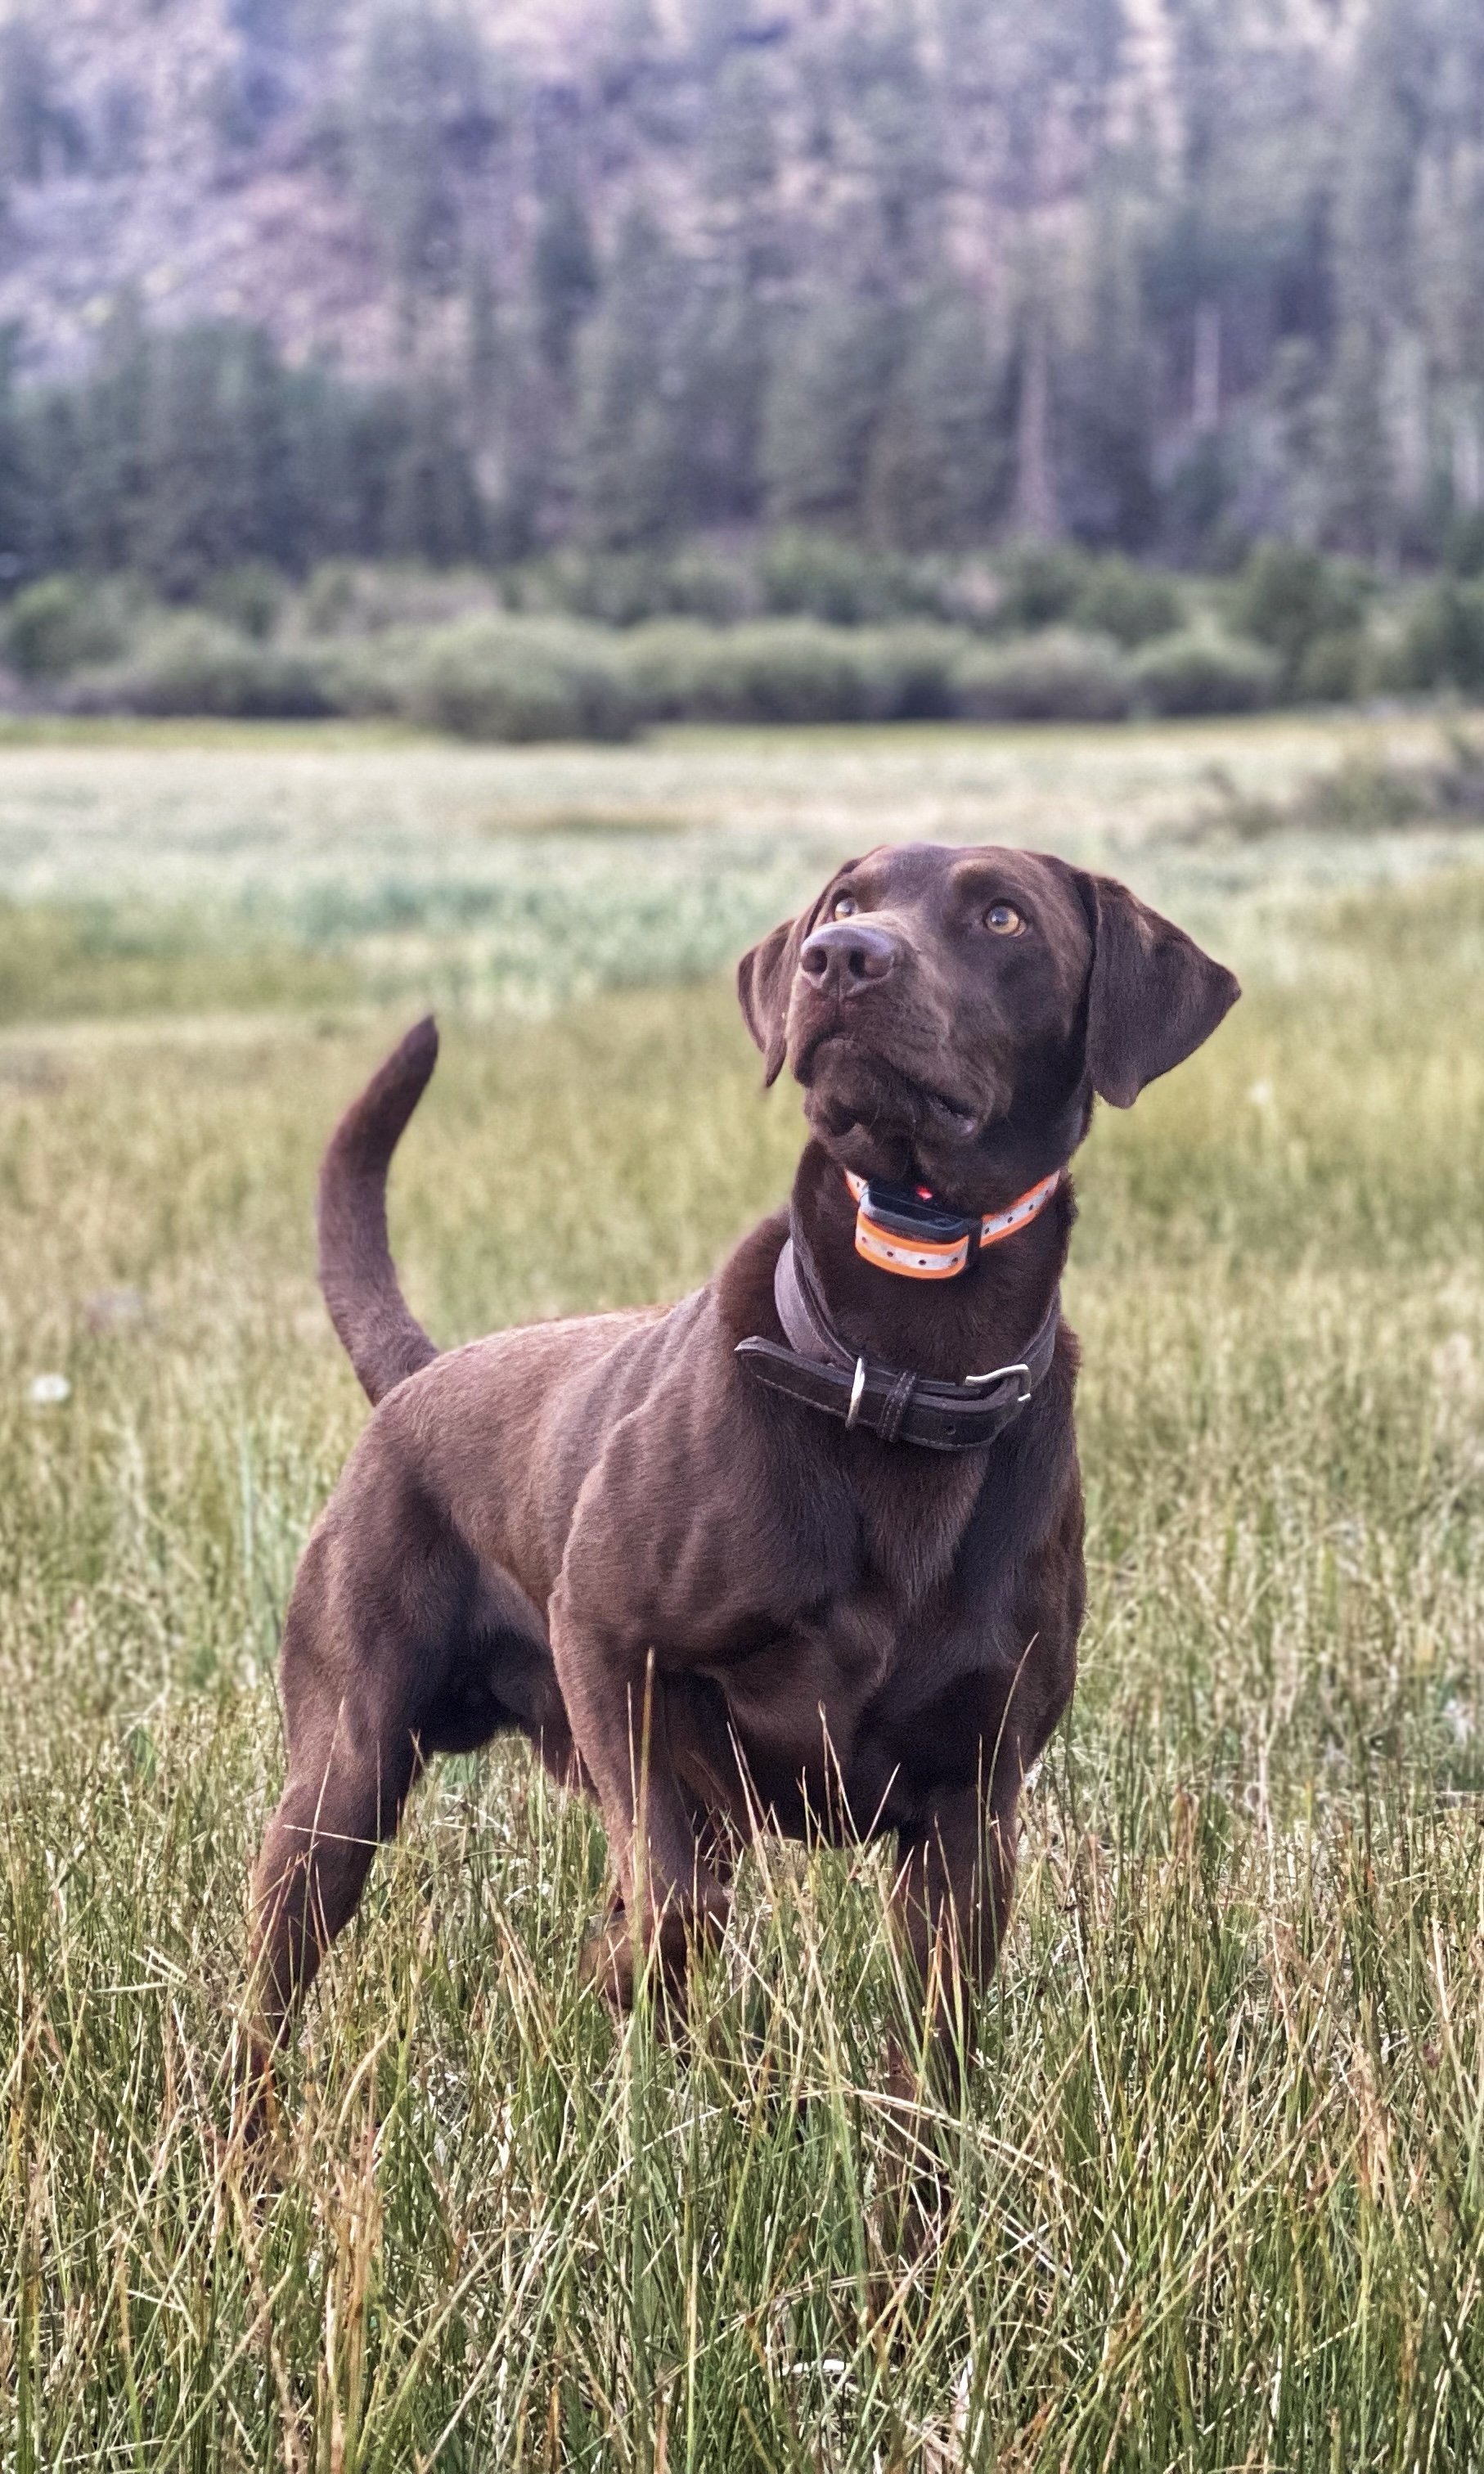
xmin=978 ymin=1169 xmax=1062 ymax=1247
xmin=855 ymin=1222 xmax=970 ymax=1279
xmin=843 ymin=1166 xmax=1062 ymax=1249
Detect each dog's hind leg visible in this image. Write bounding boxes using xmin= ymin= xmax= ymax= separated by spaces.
xmin=247 ymin=1660 xmax=424 ymax=2073
xmin=244 ymin=1464 xmax=564 ymax=2120
xmin=244 ymin=1488 xmax=475 ymax=2089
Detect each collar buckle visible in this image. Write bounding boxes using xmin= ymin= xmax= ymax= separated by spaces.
xmin=844 ymin=1356 xmax=868 ymax=1429
xmin=963 ymin=1359 xmax=1032 ymax=1404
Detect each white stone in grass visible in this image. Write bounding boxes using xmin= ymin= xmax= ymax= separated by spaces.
xmin=920 ymin=2358 xmax=974 ymax=2472
xmin=1433 ymin=1332 xmax=1479 ymax=1398
xmin=29 ymin=1372 xmax=71 ymax=1406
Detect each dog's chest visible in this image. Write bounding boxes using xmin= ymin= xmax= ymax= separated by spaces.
xmin=849 ymin=1445 xmax=987 ymax=1608
xmin=702 ymin=1452 xmax=987 ymax=1782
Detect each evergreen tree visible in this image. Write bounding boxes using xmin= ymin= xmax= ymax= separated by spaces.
xmin=64 ymin=296 xmax=150 ymax=574
xmin=575 ymin=205 xmax=692 ymax=547
xmin=668 ymin=259 xmax=767 ymax=528
xmin=686 ymin=51 xmax=780 ymax=524
xmin=863 ymin=286 xmax=1006 ymax=548
xmin=280 ymin=362 xmax=382 ymax=567
xmin=134 ymin=326 xmax=284 ymax=595
xmin=382 ymin=385 xmax=484 ymax=564
xmin=351 ymin=1 xmax=490 ymax=334
xmin=761 ymin=293 xmax=902 ymax=528
xmin=465 ymin=254 xmax=501 ymax=437
xmin=1325 ymin=0 xmax=1430 ymax=552
xmin=836 ymin=3 xmax=942 ymax=290
xmin=0 ymin=326 xmax=32 ymax=580
xmin=532 ymin=190 xmax=600 ymax=380
xmin=1064 ymin=176 xmax=1157 ymax=548
xmin=1323 ymin=321 xmax=1394 ymax=560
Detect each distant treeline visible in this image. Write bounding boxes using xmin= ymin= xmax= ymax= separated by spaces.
xmin=0 ymin=317 xmax=483 ymax=597
xmin=1 ymin=0 xmax=1483 ymax=584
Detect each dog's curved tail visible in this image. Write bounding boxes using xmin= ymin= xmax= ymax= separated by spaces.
xmin=317 ymin=1016 xmax=441 ymax=1406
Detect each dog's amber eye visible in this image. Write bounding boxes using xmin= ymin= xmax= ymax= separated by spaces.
xmin=985 ymin=902 xmax=1023 ymax=935
xmin=831 ymin=893 xmax=859 ymax=919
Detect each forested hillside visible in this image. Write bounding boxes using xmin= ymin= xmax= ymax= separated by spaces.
xmin=0 ymin=0 xmax=1480 ymax=583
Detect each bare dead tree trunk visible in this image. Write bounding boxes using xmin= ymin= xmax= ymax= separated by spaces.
xmin=1193 ymin=299 xmax=1221 ymax=433
xmin=1454 ymin=399 xmax=1482 ymax=511
xmin=1390 ymin=328 xmax=1428 ymax=515
xmin=1014 ymin=308 xmax=1059 ymax=538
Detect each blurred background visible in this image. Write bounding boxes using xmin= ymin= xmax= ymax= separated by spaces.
xmin=3 ymin=0 xmax=1484 ymax=1022
xmin=0 ymin=0 xmax=1481 ymax=722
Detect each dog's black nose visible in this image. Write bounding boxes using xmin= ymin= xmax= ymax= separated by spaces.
xmin=799 ymin=919 xmax=898 ymax=996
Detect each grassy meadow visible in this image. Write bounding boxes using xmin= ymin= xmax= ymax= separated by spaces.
xmin=2 ymin=713 xmax=1484 ymax=2468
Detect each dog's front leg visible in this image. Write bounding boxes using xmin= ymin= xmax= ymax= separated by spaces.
xmin=891 ymin=1769 xmax=1020 ymax=2091
xmin=549 ymin=1591 xmax=728 ymax=2009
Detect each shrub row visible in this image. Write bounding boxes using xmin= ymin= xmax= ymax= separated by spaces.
xmin=506 ymin=534 xmax=1190 ymax=636
xmin=952 ymin=627 xmax=1274 ymax=720
xmin=17 ymin=542 xmax=1484 ymax=737
xmin=23 ymin=538 xmax=1484 ymax=733
xmin=43 ymin=610 xmax=1285 ymax=738
xmin=63 ymin=615 xmax=339 ymax=720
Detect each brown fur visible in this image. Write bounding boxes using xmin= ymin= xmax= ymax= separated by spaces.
xmin=247 ymin=843 xmax=1238 ymax=2085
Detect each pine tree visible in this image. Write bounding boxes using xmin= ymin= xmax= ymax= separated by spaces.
xmin=1324 ymin=0 xmax=1431 ymax=555
xmin=66 ymin=295 xmax=150 ymax=574
xmin=1063 ymin=175 xmax=1157 ymax=548
xmin=0 ymin=325 xmax=32 ymax=583
xmin=278 ymin=363 xmax=370 ymax=565
xmin=131 ymin=325 xmax=296 ymax=594
xmin=837 ymin=2 xmax=943 ymax=291
xmin=761 ymin=293 xmax=902 ymax=529
xmin=351 ymin=1 xmax=490 ymax=341
xmin=532 ymin=190 xmax=600 ymax=380
xmin=704 ymin=52 xmax=776 ymax=214
xmin=686 ymin=50 xmax=780 ymax=524
xmin=465 ymin=254 xmax=501 ymax=436
xmin=863 ymin=286 xmax=1007 ymax=548
xmin=575 ymin=205 xmax=692 ymax=547
xmin=1323 ymin=321 xmax=1394 ymax=560
xmin=382 ymin=385 xmax=485 ymax=564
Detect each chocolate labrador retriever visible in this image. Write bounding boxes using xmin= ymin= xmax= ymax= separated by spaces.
xmin=248 ymin=842 xmax=1237 ymax=2085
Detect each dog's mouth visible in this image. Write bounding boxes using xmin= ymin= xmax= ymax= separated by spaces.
xmin=915 ymin=1082 xmax=983 ymax=1140
xmin=797 ymin=1030 xmax=987 ymax=1154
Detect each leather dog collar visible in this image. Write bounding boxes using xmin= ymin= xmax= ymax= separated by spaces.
xmin=845 ymin=1167 xmax=1061 ymax=1280
xmin=735 ymin=1212 xmax=1061 ymax=1453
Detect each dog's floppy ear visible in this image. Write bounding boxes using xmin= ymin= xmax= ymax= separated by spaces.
xmin=1078 ymin=870 xmax=1240 ymax=1108
xmin=736 ymin=916 xmax=809 ymax=1086
xmin=737 ymin=868 xmax=854 ymax=1086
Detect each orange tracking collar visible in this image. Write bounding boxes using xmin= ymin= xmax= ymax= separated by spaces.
xmin=844 ymin=1167 xmax=1062 ymax=1280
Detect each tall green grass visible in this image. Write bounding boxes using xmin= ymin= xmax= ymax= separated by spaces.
xmin=2 ymin=848 xmax=1484 ymax=2465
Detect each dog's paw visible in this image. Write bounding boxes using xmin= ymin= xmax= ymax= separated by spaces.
xmin=579 ymin=1914 xmax=638 ymax=2011
xmin=579 ymin=1890 xmax=727 ymax=2016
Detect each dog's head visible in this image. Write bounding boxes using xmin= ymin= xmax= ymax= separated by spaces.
xmin=737 ymin=842 xmax=1239 ymax=1199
